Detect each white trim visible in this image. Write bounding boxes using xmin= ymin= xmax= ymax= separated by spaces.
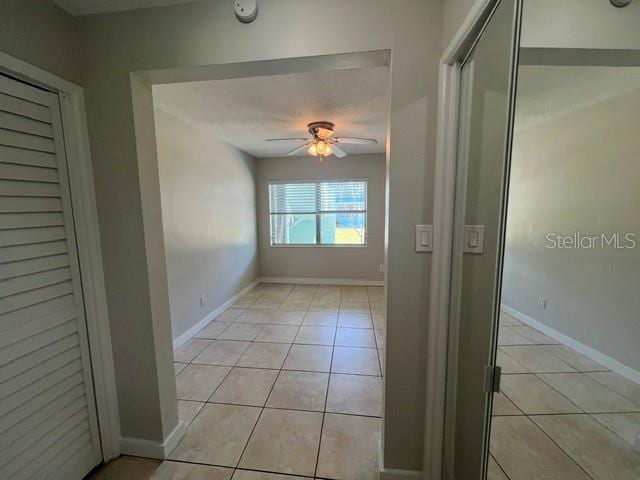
xmin=259 ymin=276 xmax=384 ymax=286
xmin=424 ymin=2 xmax=500 ymax=479
xmin=423 ymin=58 xmax=462 ymax=480
xmin=172 ymin=275 xmax=384 ymax=350
xmin=501 ymin=305 xmax=640 ymax=385
xmin=379 ymin=468 xmax=423 ymax=480
xmin=172 ymin=279 xmax=261 ymax=349
xmin=0 ymin=51 xmax=120 ymax=460
xmin=120 ymin=420 xmax=186 ymax=459
xmin=442 ymin=0 xmax=497 ymax=64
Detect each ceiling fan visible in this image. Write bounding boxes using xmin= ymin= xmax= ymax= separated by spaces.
xmin=265 ymin=121 xmax=377 ymax=159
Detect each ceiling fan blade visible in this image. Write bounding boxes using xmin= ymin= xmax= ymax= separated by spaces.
xmin=330 ymin=144 xmax=347 ymax=158
xmin=317 ymin=127 xmax=335 ymax=139
xmin=265 ymin=137 xmax=310 ymax=142
xmin=335 ymin=137 xmax=378 ymax=145
xmin=285 ymin=143 xmax=311 ymax=156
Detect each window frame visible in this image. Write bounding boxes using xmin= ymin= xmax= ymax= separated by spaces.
xmin=268 ymin=178 xmax=368 ymax=248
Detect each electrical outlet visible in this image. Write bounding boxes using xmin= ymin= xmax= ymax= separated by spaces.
xmin=379 ymin=264 xmax=385 ymax=272
xmin=200 ymin=295 xmax=207 ymax=306
xmin=537 ymin=296 xmax=547 ymax=310
xmin=636 ymin=432 xmax=640 ymax=452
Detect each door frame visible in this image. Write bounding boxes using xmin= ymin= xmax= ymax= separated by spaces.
xmin=129 ymin=49 xmax=392 ymax=462
xmin=0 ymin=51 xmax=121 ymax=462
xmin=423 ymin=1 xmax=513 ymax=478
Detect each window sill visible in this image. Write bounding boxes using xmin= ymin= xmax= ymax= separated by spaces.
xmin=270 ymin=244 xmax=367 ymax=248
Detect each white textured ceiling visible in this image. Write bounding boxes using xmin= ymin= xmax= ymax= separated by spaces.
xmin=516 ymin=65 xmax=640 ymax=131
xmin=153 ymin=67 xmax=390 ymax=158
xmin=52 ymin=0 xmax=200 ymax=15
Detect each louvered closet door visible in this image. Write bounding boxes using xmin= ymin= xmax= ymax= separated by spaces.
xmin=0 ymin=74 xmax=102 ymax=480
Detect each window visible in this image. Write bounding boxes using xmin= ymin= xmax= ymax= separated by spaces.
xmin=269 ymin=180 xmax=368 ymax=246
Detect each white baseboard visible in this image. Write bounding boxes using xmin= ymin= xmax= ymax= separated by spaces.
xmin=172 ymin=279 xmax=260 ymax=349
xmin=173 ymin=276 xmax=383 ymax=349
xmin=379 ymin=467 xmax=423 ymax=480
xmin=120 ymin=419 xmax=186 ymax=459
xmin=259 ymin=276 xmax=384 ymax=286
xmin=501 ymin=304 xmax=640 ymax=385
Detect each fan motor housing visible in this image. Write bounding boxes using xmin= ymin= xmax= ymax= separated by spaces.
xmin=308 ymin=121 xmax=335 ymax=136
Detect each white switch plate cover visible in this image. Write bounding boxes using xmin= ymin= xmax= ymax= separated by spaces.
xmin=415 ymin=225 xmax=433 ymax=253
xmin=463 ymin=225 xmax=485 ymax=254
xmin=537 ymin=296 xmax=547 ymax=310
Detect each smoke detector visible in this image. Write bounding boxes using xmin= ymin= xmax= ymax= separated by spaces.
xmin=610 ymin=0 xmax=631 ymax=7
xmin=234 ymin=0 xmax=258 ymax=23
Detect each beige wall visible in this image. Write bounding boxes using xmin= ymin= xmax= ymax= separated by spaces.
xmin=256 ymin=154 xmax=386 ymax=281
xmin=6 ymin=0 xmax=637 ymax=470
xmin=521 ymin=0 xmax=640 ymax=50
xmin=442 ymin=0 xmax=640 ymax=52
xmin=0 ymin=0 xmax=81 ymax=84
xmin=77 ymin=0 xmax=443 ymax=470
xmin=443 ymin=0 xmax=477 ymax=49
xmin=154 ymin=107 xmax=259 ymax=342
xmin=503 ymin=80 xmax=640 ymax=374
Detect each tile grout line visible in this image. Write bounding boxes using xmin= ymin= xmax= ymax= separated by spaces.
xmin=312 ymin=287 xmax=342 ymax=479
xmin=186 ymin=363 xmax=380 ymax=377
xmin=490 ymin=453 xmax=512 ymax=480
xmin=499 ymin=360 xmax=640 ymax=454
xmin=230 ymin=284 xmax=315 ymax=473
xmin=587 ymin=411 xmax=640 ymax=448
xmin=161 ymin=458 xmax=316 ymax=479
xmin=506 ymin=410 xmax=640 ymax=416
xmin=228 ymin=285 xmax=302 ymax=471
xmin=499 ymin=372 xmax=584 ymax=416
xmin=201 ymin=400 xmax=382 ymax=419
xmin=368 ymin=290 xmax=384 ymax=377
xmin=173 ymin=283 xmax=384 ymax=478
xmin=497 ymin=332 xmax=607 ymax=419
xmin=526 ymin=415 xmax=597 ymax=480
xmin=228 ymin=294 xmax=291 ymax=474
xmin=492 ymin=320 xmax=631 ymax=480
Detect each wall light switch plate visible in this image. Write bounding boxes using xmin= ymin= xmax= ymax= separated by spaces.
xmin=463 ymin=225 xmax=485 ymax=254
xmin=415 ymin=225 xmax=433 ymax=253
xmin=537 ymin=296 xmax=547 ymax=310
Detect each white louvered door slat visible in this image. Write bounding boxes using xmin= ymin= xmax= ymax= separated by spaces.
xmin=0 ymin=74 xmax=102 ymax=480
xmin=0 ymin=111 xmax=53 ymax=139
xmin=0 ymin=93 xmax=51 ymax=124
xmin=0 ymin=225 xmax=66 ymax=247
xmin=0 ymin=163 xmax=59 ymax=183
xmin=0 ymin=197 xmax=63 ymax=214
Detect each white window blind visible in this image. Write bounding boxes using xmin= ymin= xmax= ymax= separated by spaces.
xmin=269 ymin=180 xmax=367 ymax=246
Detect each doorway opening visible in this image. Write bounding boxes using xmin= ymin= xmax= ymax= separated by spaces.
xmin=120 ymin=51 xmax=391 ymax=479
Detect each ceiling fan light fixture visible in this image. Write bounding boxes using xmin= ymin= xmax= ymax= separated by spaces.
xmin=315 ymin=140 xmax=328 ymax=156
xmin=266 ymin=120 xmax=378 ymax=158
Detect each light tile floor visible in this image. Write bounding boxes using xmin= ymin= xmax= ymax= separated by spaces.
xmin=489 ymin=311 xmax=640 ymax=480
xmin=89 ymin=283 xmax=384 ymax=480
